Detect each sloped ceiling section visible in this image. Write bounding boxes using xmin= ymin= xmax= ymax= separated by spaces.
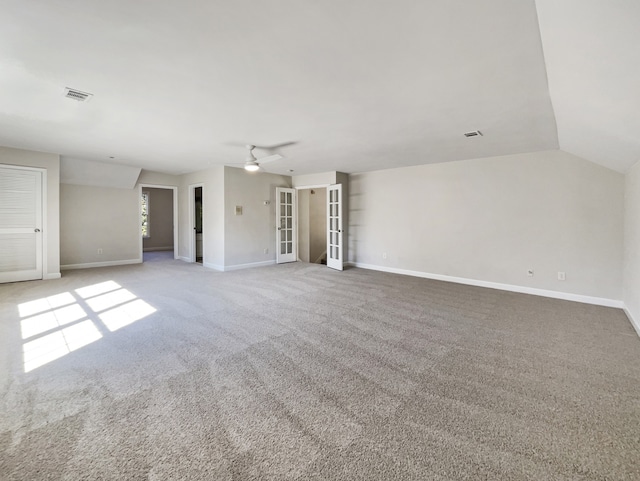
xmin=536 ymin=0 xmax=640 ymax=173
xmin=0 ymin=0 xmax=557 ymax=175
xmin=60 ymin=157 xmax=141 ymax=189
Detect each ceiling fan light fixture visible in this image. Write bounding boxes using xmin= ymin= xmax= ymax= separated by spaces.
xmin=244 ymin=162 xmax=260 ymax=172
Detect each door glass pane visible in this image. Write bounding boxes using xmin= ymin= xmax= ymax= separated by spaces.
xmin=280 ymin=192 xmax=285 ymax=203
xmin=287 ymin=218 xmax=292 ymax=228
xmin=287 ymin=205 xmax=292 ymax=216
xmin=287 ymin=192 xmax=292 ymax=203
xmin=287 ymin=242 xmax=292 ymax=254
xmin=281 ymin=243 xmax=286 ymax=254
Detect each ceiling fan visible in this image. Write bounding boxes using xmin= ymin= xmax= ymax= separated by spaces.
xmin=241 ymin=144 xmax=282 ymax=172
xmin=226 ymin=141 xmax=296 ymax=172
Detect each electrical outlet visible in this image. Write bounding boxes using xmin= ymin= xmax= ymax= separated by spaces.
xmin=382 ymin=252 xmax=387 ymax=259
xmin=97 ymin=248 xmax=103 ymax=254
xmin=527 ymin=269 xmax=534 ymax=277
xmin=264 ymin=248 xmax=269 ymax=254
xmin=558 ymin=271 xmax=566 ymax=281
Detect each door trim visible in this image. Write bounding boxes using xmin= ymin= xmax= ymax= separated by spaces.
xmin=138 ymin=184 xmax=178 ymax=261
xmin=0 ymin=164 xmax=48 ymax=281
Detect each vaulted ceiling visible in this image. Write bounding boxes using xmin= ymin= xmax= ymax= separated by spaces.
xmin=0 ymin=1 xmax=637 ymax=175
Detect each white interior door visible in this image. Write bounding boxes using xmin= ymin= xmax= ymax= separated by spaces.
xmin=0 ymin=166 xmax=43 ymax=283
xmin=326 ymin=184 xmax=343 ymax=271
xmin=276 ymin=187 xmax=296 ymax=264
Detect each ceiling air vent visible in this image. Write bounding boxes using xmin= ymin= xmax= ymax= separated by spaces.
xmin=464 ymin=130 xmax=483 ymax=137
xmin=64 ymin=87 xmax=93 ymax=102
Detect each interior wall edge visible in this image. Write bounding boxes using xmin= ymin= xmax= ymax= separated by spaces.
xmin=223 ymin=260 xmax=277 ymax=272
xmin=623 ymin=307 xmax=640 ymax=337
xmin=202 ymin=262 xmax=224 ymax=272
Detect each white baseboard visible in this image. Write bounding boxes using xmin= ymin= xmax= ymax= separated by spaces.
xmin=177 ymin=256 xmax=191 ymax=263
xmin=223 ymin=260 xmax=276 ymax=272
xmin=623 ymin=307 xmax=640 ymax=337
xmin=203 ymin=262 xmax=224 ymax=271
xmin=143 ymin=246 xmax=174 ymax=252
xmin=61 ymin=258 xmax=142 ymax=271
xmin=350 ymin=262 xmax=623 ymax=308
xmin=43 ymin=273 xmax=62 ymax=280
xmin=183 ymin=258 xmax=275 ymax=272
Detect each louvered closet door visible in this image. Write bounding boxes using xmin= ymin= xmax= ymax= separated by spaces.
xmin=0 ymin=166 xmax=43 ymax=283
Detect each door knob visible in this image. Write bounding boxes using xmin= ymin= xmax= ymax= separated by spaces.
xmin=34 ymin=228 xmax=41 ymax=232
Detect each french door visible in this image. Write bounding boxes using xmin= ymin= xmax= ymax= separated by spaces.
xmin=0 ymin=166 xmax=43 ymax=282
xmin=276 ymin=187 xmax=296 ymax=263
xmin=326 ymin=184 xmax=343 ymax=271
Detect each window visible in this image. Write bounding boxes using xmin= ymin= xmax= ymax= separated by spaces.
xmin=141 ymin=191 xmax=150 ymax=238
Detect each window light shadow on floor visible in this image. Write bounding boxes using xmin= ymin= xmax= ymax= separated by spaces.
xmin=19 ymin=281 xmax=156 ymax=373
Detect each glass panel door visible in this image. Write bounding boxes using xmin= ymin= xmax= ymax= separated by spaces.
xmin=276 ymin=187 xmax=297 ymax=264
xmin=326 ymin=184 xmax=342 ymax=271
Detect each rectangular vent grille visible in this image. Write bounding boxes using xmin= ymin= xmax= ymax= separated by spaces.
xmin=64 ymin=88 xmax=93 ymax=102
xmin=464 ymin=130 xmax=483 ymax=137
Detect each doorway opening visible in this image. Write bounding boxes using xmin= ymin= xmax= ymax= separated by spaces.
xmin=297 ymin=187 xmax=327 ymax=265
xmin=194 ymin=186 xmax=203 ymax=264
xmin=139 ymin=184 xmax=178 ymax=263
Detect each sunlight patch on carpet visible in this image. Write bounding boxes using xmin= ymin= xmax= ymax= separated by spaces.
xmin=18 ymin=281 xmax=157 ymax=373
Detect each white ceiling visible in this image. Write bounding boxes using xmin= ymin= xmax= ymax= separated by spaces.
xmin=0 ymin=1 xmax=633 ymax=176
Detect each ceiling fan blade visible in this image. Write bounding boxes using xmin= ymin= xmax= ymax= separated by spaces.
xmin=258 ymin=141 xmax=297 ymax=150
xmin=257 ymin=154 xmax=283 ymax=164
xmin=224 ymin=141 xmax=297 ymax=150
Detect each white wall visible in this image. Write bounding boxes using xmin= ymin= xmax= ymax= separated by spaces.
xmin=137 ymin=170 xmax=180 ymax=186
xmin=224 ymin=167 xmax=291 ymax=268
xmin=624 ymin=160 xmax=640 ymax=333
xmin=143 ymin=188 xmax=174 ymax=251
xmin=60 ymin=184 xmax=140 ymax=267
xmin=349 ymin=150 xmax=624 ymax=301
xmin=292 ymin=172 xmax=337 ymax=187
xmin=0 ymin=146 xmax=60 ymax=278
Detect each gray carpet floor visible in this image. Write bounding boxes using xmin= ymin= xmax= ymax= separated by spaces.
xmin=1 ymin=254 xmax=639 ymax=480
